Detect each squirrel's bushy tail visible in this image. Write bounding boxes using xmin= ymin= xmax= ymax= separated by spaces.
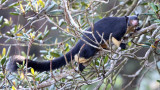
xmin=7 ymin=47 xmax=79 ymax=72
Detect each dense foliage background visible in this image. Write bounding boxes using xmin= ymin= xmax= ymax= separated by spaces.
xmin=0 ymin=0 xmax=160 ymax=90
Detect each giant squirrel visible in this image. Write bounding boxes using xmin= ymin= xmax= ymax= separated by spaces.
xmin=7 ymin=15 xmax=140 ymax=72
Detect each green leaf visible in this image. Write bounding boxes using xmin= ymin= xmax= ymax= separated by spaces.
xmin=0 ymin=0 xmax=6 ymax=4
xmin=12 ymin=86 xmax=16 ymax=90
xmin=104 ymin=56 xmax=108 ymax=64
xmin=43 ymin=26 xmax=49 ymax=38
xmin=65 ymin=46 xmax=69 ymax=52
xmin=150 ymin=3 xmax=158 ymax=12
xmin=72 ymin=3 xmax=79 ymax=9
xmin=127 ymin=0 xmax=133 ymax=5
xmin=14 ymin=25 xmax=18 ymax=32
xmin=0 ymin=16 xmax=3 ymax=23
xmin=45 ymin=0 xmax=52 ymax=7
xmin=38 ymin=0 xmax=45 ymax=7
xmin=59 ymin=19 xmax=65 ymax=26
xmin=10 ymin=27 xmax=16 ymax=33
xmin=144 ymin=42 xmax=151 ymax=46
xmin=23 ymin=33 xmax=29 ymax=39
xmin=31 ymin=68 xmax=34 ymax=75
xmin=46 ymin=3 xmax=55 ymax=12
xmin=44 ymin=30 xmax=49 ymax=37
xmin=48 ymin=9 xmax=63 ymax=15
xmin=128 ymin=41 xmax=132 ymax=47
xmin=20 ymin=3 xmax=25 ymax=13
xmin=2 ymin=48 xmax=6 ymax=57
xmin=65 ymin=43 xmax=70 ymax=52
xmin=50 ymin=52 xmax=60 ymax=58
xmin=5 ymin=38 xmax=11 ymax=43
xmin=95 ymin=59 xmax=100 ymax=65
xmin=8 ymin=2 xmax=19 ymax=8
xmin=6 ymin=45 xmax=11 ymax=58
xmin=36 ymin=33 xmax=43 ymax=40
xmin=141 ymin=2 xmax=148 ymax=5
xmin=40 ymin=50 xmax=48 ymax=54
xmin=51 ymin=27 xmax=57 ymax=30
xmin=81 ymin=2 xmax=88 ymax=8
xmin=46 ymin=55 xmax=53 ymax=60
xmin=21 ymin=51 xmax=27 ymax=57
xmin=6 ymin=31 xmax=12 ymax=37
xmin=3 ymin=18 xmax=10 ymax=26
xmin=141 ymin=45 xmax=150 ymax=48
xmin=0 ymin=73 xmax=4 ymax=78
xmin=55 ymin=38 xmax=58 ymax=43
xmin=1 ymin=57 xmax=6 ymax=65
xmin=10 ymin=12 xmax=20 ymax=15
xmin=154 ymin=19 xmax=160 ymax=23
xmin=26 ymin=29 xmax=33 ymax=34
xmin=157 ymin=80 xmax=160 ymax=83
xmin=35 ymin=77 xmax=40 ymax=81
xmin=142 ymin=13 xmax=155 ymax=15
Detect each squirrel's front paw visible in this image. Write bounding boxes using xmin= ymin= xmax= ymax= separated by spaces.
xmin=120 ymin=43 xmax=126 ymax=49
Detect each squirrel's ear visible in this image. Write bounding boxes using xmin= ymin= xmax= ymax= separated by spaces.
xmin=125 ymin=16 xmax=129 ymax=23
xmin=125 ymin=16 xmax=128 ymax=19
xmin=136 ymin=14 xmax=139 ymax=17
